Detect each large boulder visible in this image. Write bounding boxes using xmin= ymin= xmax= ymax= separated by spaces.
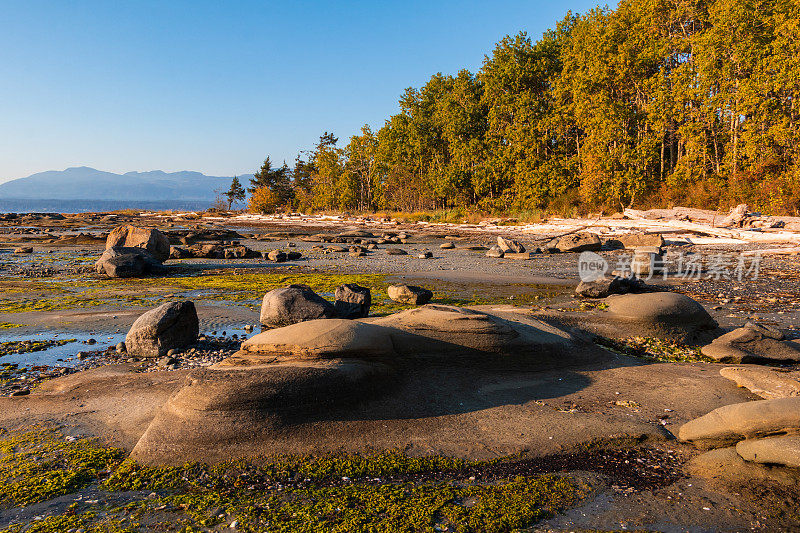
xmin=260 ymin=285 xmax=336 ymax=327
xmin=546 ymin=233 xmax=601 ymax=253
xmin=701 ymin=323 xmax=800 ymax=364
xmin=95 ymin=247 xmax=165 ymax=278
xmin=100 ymin=253 xmax=145 ymax=278
xmin=604 ymin=292 xmax=717 ymax=343
xmin=106 ymin=225 xmax=170 ymax=263
xmin=334 ymin=283 xmax=371 ymax=318
xmin=719 ymin=366 xmax=800 ymax=400
xmin=125 ymin=301 xmax=199 ymax=357
xmin=387 ymin=284 xmax=433 ymax=305
xmin=497 ymin=236 xmax=525 ymax=253
xmin=678 ymin=398 xmax=800 ymax=446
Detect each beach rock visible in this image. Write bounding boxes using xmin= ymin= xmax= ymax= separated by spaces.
xmin=266 ymin=250 xmax=287 ymax=262
xmin=701 ymin=323 xmax=800 ymax=364
xmin=13 ymin=247 xmax=33 ymax=254
xmin=169 ymin=246 xmax=192 ymax=259
xmin=737 ymin=435 xmax=800 ymax=468
xmin=497 ymin=236 xmax=525 ymax=253
xmin=100 ymin=253 xmax=146 ymax=278
xmin=440 ymin=242 xmax=455 ymax=249
xmin=719 ymin=366 xmax=800 ymax=400
xmin=125 ymin=301 xmax=199 ymax=357
xmin=95 ymin=247 xmax=165 ymax=278
xmin=386 ymin=248 xmax=408 ymax=255
xmin=287 ymin=251 xmax=302 ymax=260
xmin=485 ymin=246 xmax=504 ymax=258
xmin=387 ymin=284 xmax=432 ymax=305
xmin=189 ymin=244 xmax=224 ymax=258
xmin=106 ymin=225 xmax=170 ymax=263
xmin=259 ymin=285 xmax=336 ymax=327
xmin=575 ymin=276 xmax=645 ymax=299
xmin=237 ymin=319 xmax=398 ymax=360
xmin=417 ymin=251 xmax=433 ymax=259
xmin=334 ymin=283 xmax=371 ymax=318
xmin=547 ymin=233 xmax=601 ymax=253
xmin=604 ymin=292 xmax=717 ymax=343
xmin=678 ymin=398 xmax=800 ymax=446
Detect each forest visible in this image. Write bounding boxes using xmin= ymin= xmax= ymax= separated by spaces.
xmin=247 ymin=0 xmax=800 ymax=216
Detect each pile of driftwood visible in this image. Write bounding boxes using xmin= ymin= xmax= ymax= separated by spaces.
xmin=620 ymin=205 xmax=800 ymax=249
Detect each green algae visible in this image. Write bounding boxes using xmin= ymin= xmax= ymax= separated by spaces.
xmin=0 ymin=427 xmax=583 ymax=532
xmin=0 ymin=427 xmax=124 ymax=507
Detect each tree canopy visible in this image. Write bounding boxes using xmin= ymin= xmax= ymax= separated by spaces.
xmin=256 ymin=0 xmax=800 ymax=215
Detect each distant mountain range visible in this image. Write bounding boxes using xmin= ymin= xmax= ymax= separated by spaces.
xmin=0 ymin=166 xmax=236 ymax=201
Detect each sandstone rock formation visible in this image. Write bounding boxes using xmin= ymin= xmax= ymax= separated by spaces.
xmin=701 ymin=323 xmax=800 ymax=363
xmin=719 ymin=366 xmax=800 ymax=399
xmin=129 ymin=305 xmax=603 ymax=464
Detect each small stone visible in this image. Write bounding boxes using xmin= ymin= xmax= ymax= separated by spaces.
xmin=440 ymin=242 xmax=455 ymax=249
xmin=417 ymin=251 xmax=433 ymax=259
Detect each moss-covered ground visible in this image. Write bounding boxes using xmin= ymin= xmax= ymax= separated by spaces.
xmin=0 ymin=268 xmax=559 ymax=316
xmin=0 ymin=427 xmax=584 ymax=533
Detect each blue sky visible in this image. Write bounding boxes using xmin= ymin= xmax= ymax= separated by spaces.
xmin=0 ymin=0 xmax=604 ymax=184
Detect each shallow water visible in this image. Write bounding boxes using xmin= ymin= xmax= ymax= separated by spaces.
xmin=0 ymin=324 xmax=256 ymax=368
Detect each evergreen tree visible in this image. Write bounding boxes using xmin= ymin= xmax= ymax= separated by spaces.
xmin=224 ymin=176 xmax=246 ymax=210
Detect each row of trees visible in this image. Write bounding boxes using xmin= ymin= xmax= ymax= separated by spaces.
xmin=247 ymin=0 xmax=800 ymax=215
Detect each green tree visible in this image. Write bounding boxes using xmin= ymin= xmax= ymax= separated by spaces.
xmin=224 ymin=176 xmax=246 ymax=210
xmin=250 ymin=157 xmax=292 ymax=205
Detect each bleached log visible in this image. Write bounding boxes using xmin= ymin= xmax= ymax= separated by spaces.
xmin=623 ymin=209 xmax=800 ymax=244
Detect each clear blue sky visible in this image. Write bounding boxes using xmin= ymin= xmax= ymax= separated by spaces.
xmin=0 ymin=0 xmax=604 ymax=183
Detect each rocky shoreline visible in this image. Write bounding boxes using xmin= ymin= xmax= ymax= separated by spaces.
xmin=1 ymin=210 xmax=800 ymax=531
